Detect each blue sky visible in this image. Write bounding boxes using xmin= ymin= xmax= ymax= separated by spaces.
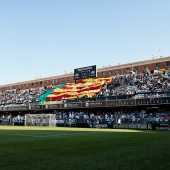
xmin=0 ymin=0 xmax=169 ymax=85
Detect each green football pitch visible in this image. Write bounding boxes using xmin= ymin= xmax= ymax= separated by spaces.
xmin=0 ymin=126 xmax=170 ymax=170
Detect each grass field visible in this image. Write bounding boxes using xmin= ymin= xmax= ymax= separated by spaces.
xmin=0 ymin=126 xmax=170 ymax=170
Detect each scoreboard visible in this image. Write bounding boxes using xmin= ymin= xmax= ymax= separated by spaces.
xmin=74 ymin=65 xmax=97 ymax=80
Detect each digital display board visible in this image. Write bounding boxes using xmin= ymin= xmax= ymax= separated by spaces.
xmin=74 ymin=65 xmax=97 ymax=80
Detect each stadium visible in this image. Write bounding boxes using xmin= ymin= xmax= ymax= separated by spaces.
xmin=1 ymin=0 xmax=170 ymax=167
xmin=0 ymin=56 xmax=170 ymax=130
xmin=0 ymin=56 xmax=170 ymax=169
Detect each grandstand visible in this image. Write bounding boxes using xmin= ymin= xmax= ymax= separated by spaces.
xmin=0 ymin=56 xmax=170 ymax=130
xmin=0 ymin=56 xmax=169 ymax=91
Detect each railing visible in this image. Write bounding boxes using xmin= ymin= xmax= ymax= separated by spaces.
xmin=0 ymin=91 xmax=170 ymax=108
xmin=67 ymin=91 xmax=169 ymax=103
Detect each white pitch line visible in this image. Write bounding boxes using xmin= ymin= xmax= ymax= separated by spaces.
xmin=0 ymin=132 xmax=97 ymax=138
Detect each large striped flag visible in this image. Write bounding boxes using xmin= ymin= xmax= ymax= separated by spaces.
xmin=46 ymin=77 xmax=112 ymax=101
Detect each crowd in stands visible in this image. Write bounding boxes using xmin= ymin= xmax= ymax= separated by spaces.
xmin=1 ymin=108 xmax=169 ymax=127
xmin=0 ymin=85 xmax=54 ymax=106
xmin=97 ymin=69 xmax=170 ymax=98
xmin=0 ymin=69 xmax=170 ymax=106
xmin=54 ymin=108 xmax=170 ymax=123
xmin=55 ymin=108 xmax=170 ymax=128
